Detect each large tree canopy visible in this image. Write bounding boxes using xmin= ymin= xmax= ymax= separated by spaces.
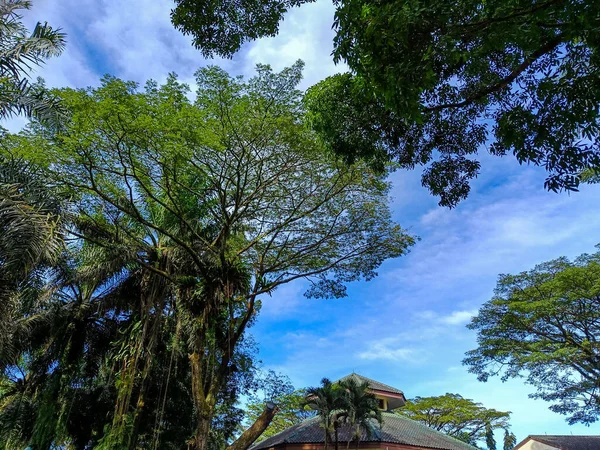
xmin=171 ymin=0 xmax=313 ymax=58
xmin=311 ymin=0 xmax=600 ymax=206
xmin=1 ymin=61 xmax=412 ymax=450
xmin=464 ymin=248 xmax=600 ymax=425
xmin=171 ymin=0 xmax=600 ymax=207
xmin=395 ymin=393 xmax=511 ymax=447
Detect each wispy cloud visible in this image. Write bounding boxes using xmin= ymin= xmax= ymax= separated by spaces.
xmin=357 ymin=338 xmax=417 ymax=362
xmin=439 ymin=310 xmax=477 ymax=325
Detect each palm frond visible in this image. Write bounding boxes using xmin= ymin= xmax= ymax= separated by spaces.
xmin=0 ymin=0 xmax=66 ymax=123
xmin=0 ymin=77 xmax=67 ymax=123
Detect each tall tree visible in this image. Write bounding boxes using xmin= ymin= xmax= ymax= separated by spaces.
xmin=464 ymin=248 xmax=600 ymax=425
xmin=396 ymin=393 xmax=511 ymax=447
xmin=0 ymin=0 xmax=66 ymax=123
xmin=9 ymin=62 xmax=412 ymax=449
xmin=0 ymin=151 xmax=66 ymax=370
xmin=170 ymin=0 xmax=600 ymax=207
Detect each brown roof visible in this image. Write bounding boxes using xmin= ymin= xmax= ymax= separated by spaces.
xmin=337 ymin=373 xmax=405 ymax=397
xmin=517 ymin=435 xmax=600 ymax=450
xmin=252 ymin=412 xmax=476 ymax=450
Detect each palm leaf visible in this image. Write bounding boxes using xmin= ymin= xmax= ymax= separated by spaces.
xmin=0 ymin=0 xmax=66 ymax=123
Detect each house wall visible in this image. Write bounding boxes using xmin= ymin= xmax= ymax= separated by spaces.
xmin=268 ymin=443 xmax=461 ymax=450
xmin=515 ymin=439 xmax=558 ymax=450
xmin=375 ymin=395 xmax=388 ymax=411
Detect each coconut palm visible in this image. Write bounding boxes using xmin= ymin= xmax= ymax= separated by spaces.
xmin=0 ymin=0 xmax=66 ymax=123
xmin=338 ymin=377 xmax=382 ymax=449
xmin=305 ymin=378 xmax=345 ymax=450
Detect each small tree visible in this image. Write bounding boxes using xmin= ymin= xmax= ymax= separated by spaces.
xmin=338 ymin=377 xmax=382 ymax=449
xmin=485 ymin=423 xmax=496 ymax=450
xmin=305 ymin=378 xmax=345 ymax=450
xmin=464 ymin=248 xmax=600 ymax=425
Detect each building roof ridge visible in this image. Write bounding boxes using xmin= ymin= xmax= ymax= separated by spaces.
xmin=336 ymin=373 xmax=404 ymax=395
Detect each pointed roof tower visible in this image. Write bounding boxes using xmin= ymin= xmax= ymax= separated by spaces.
xmin=336 ymin=373 xmax=406 ymax=410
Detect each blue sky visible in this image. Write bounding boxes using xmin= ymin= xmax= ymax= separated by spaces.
xmin=9 ymin=0 xmax=600 ymax=442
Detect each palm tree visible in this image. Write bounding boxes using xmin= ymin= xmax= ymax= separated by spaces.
xmin=305 ymin=378 xmax=345 ymax=450
xmin=0 ymin=155 xmax=65 ymax=369
xmin=0 ymin=0 xmax=66 ymax=123
xmin=337 ymin=377 xmax=382 ymax=450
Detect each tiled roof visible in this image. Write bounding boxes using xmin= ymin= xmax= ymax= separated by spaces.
xmin=336 ymin=374 xmax=404 ymax=396
xmin=252 ymin=412 xmax=476 ymax=450
xmin=524 ymin=435 xmax=600 ymax=450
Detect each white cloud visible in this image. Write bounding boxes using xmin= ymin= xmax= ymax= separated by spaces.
xmin=413 ymin=309 xmax=475 ymax=326
xmin=243 ymin=0 xmax=347 ymax=89
xmin=440 ymin=310 xmax=477 ymax=325
xmin=357 ymin=338 xmax=417 ymax=362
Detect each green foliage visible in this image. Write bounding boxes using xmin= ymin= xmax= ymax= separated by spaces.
xmin=171 ymin=0 xmax=314 ymax=58
xmin=0 ymin=151 xmax=66 ymax=373
xmin=334 ymin=0 xmax=600 ymax=206
xmin=464 ymin=248 xmax=600 ymax=425
xmin=304 ymin=378 xmax=344 ymax=450
xmin=485 ymin=423 xmax=496 ymax=450
xmin=167 ymin=0 xmax=600 ymax=206
xmin=316 ymin=0 xmax=600 ymax=206
xmin=0 ymin=0 xmax=66 ymax=123
xmin=303 ymin=377 xmax=383 ymax=450
xmin=1 ymin=62 xmax=411 ymax=449
xmin=336 ymin=376 xmax=382 ymax=449
xmin=503 ymin=429 xmax=517 ymax=450
xmin=246 ymin=377 xmax=314 ymax=442
xmin=396 ymin=393 xmax=510 ymax=448
xmin=581 ymin=168 xmax=600 ymax=184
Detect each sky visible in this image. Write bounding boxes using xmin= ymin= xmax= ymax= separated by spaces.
xmin=8 ymin=0 xmax=600 ymax=443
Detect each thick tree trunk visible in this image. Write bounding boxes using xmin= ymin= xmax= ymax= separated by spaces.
xmin=189 ymin=351 xmax=215 ymax=450
xmin=226 ymin=402 xmax=278 ymax=450
xmin=190 ymin=414 xmax=212 ymax=450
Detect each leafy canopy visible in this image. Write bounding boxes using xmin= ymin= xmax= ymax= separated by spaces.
xmin=396 ymin=393 xmax=511 ymax=448
xmin=313 ymin=0 xmax=600 ymax=206
xmin=245 ymin=375 xmax=315 ymax=442
xmin=2 ymin=61 xmax=412 ymax=450
xmin=171 ymin=0 xmax=314 ymax=58
xmin=464 ymin=248 xmax=600 ymax=425
xmin=170 ymin=0 xmax=600 ymax=207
